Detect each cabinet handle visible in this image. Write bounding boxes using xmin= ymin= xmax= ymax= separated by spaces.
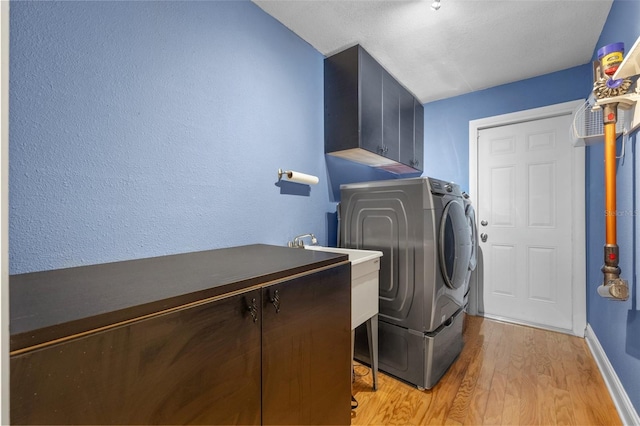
xmin=247 ymin=298 xmax=259 ymax=322
xmin=270 ymin=289 xmax=281 ymax=313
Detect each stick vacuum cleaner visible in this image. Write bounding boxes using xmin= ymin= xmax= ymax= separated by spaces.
xmin=592 ymin=43 xmax=632 ymax=301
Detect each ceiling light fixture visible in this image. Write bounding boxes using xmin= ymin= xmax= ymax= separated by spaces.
xmin=431 ymin=0 xmax=441 ymax=11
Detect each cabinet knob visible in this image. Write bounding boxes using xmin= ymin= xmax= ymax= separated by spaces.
xmin=270 ymin=289 xmax=281 ymax=313
xmin=247 ymin=298 xmax=259 ymax=322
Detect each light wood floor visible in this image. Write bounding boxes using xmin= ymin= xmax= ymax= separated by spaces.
xmin=351 ymin=315 xmax=621 ymax=425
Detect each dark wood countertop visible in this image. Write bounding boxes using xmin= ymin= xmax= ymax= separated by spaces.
xmin=10 ymin=244 xmax=348 ymax=353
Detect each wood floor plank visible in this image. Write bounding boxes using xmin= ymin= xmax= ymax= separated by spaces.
xmin=483 ymin=371 xmax=507 ymax=425
xmin=518 ymin=372 xmax=539 ymax=425
xmin=533 ymin=327 xmax=553 ymax=377
xmin=446 ymin=349 xmax=482 ymax=423
xmin=420 ymin=363 xmax=466 ymax=425
xmin=355 ymin=371 xmax=403 ymax=425
xmin=475 ymin=325 xmax=500 ymax=391
xmin=545 ymin=330 xmax=570 ymax=391
xmin=501 ymin=392 xmax=520 ymax=426
xmin=386 ymin=379 xmax=432 ymax=425
xmin=566 ymin=374 xmax=615 ymax=426
xmin=463 ymin=387 xmax=489 ymax=425
xmin=505 ymin=323 xmax=524 ymax=399
xmin=519 ymin=326 xmax=540 ymax=425
xmin=535 ymin=374 xmax=558 ymax=425
xmin=351 ymin=315 xmax=621 ymax=426
xmin=553 ymin=387 xmax=577 ymax=426
xmin=493 ymin=323 xmax=512 ymax=374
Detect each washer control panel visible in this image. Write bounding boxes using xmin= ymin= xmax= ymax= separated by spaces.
xmin=428 ymin=177 xmax=462 ymax=197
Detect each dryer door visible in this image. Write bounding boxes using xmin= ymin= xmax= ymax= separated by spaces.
xmin=438 ymin=199 xmax=472 ymax=289
xmin=466 ymin=203 xmax=478 ymax=271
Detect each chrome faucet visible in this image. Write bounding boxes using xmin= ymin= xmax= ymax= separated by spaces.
xmin=288 ymin=233 xmax=318 ymax=248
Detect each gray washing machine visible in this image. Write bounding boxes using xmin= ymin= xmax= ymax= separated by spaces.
xmin=341 ymin=177 xmax=472 ymax=389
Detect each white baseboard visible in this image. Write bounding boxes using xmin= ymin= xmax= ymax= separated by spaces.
xmin=585 ymin=324 xmax=640 ymax=426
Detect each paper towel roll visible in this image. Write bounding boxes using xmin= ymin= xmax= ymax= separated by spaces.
xmin=285 ymin=170 xmax=319 ymax=185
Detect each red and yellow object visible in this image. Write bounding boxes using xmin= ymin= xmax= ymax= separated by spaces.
xmin=597 ymin=42 xmax=625 ymax=76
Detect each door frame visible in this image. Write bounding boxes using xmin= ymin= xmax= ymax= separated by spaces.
xmin=469 ymin=100 xmax=586 ymax=337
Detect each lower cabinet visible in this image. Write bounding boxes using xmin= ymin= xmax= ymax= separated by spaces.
xmin=10 ymin=263 xmax=351 ymax=425
xmin=262 ymin=264 xmax=351 ymax=425
xmin=11 ymin=289 xmax=263 ymax=425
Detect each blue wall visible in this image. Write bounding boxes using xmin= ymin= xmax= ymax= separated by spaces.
xmin=423 ymin=65 xmax=592 ymax=190
xmin=9 ymin=1 xmax=334 ymax=274
xmin=586 ymin=0 xmax=640 ymax=413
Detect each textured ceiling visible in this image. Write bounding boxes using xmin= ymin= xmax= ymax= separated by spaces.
xmin=252 ymin=0 xmax=613 ymax=103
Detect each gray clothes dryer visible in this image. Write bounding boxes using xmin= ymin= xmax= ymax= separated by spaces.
xmin=463 ymin=194 xmax=478 ymax=306
xmin=341 ymin=177 xmax=472 ymax=389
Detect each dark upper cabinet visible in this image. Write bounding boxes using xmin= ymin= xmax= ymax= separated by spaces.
xmin=382 ymin=70 xmax=401 ymax=162
xmin=412 ymin=99 xmax=424 ymax=170
xmin=359 ymin=48 xmax=383 ymax=156
xmin=400 ymin=98 xmax=424 ymax=169
xmin=324 ymin=44 xmax=424 ymax=172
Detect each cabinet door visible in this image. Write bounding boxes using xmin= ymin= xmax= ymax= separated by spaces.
xmin=11 ymin=290 xmax=262 ymax=425
xmin=399 ymin=88 xmax=415 ymax=167
xmin=359 ymin=47 xmax=383 ymax=156
xmin=324 ymin=45 xmax=360 ymax=153
xmin=261 ymin=264 xmax=351 ymax=425
xmin=382 ymin=70 xmax=401 ymax=161
xmin=413 ymin=99 xmax=424 ymax=171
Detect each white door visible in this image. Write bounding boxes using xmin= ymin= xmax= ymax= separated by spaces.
xmin=477 ymin=113 xmax=575 ymax=331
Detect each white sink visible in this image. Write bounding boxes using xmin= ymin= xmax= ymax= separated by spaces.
xmin=304 ymin=246 xmax=382 ymax=329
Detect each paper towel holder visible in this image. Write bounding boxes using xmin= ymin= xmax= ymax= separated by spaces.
xmin=277 ymin=168 xmax=319 ymax=185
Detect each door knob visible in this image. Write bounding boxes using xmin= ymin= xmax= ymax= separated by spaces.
xmin=481 ymin=220 xmax=488 ymax=226
xmin=480 ymin=233 xmax=488 ymax=242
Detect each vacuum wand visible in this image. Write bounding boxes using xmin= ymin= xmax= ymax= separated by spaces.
xmin=598 ymin=103 xmax=628 ymax=301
